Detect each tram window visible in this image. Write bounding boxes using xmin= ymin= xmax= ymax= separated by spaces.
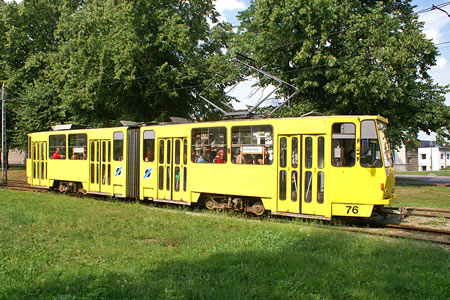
xmin=113 ymin=132 xmax=124 ymax=161
xmin=279 ymin=170 xmax=287 ymax=200
xmin=158 ymin=166 xmax=164 ymax=190
xmin=318 ymin=137 xmax=324 ymax=169
xmin=360 ymin=120 xmax=382 ymax=168
xmin=331 ymin=123 xmax=355 ymax=167
xmin=166 ymin=140 xmax=171 ymax=164
xmin=305 ymin=137 xmax=312 ymax=169
xmin=90 ymin=164 xmax=95 ymax=184
xmin=305 ymin=171 xmax=312 ymax=203
xmin=143 ymin=131 xmax=155 ymax=162
xmin=317 ymin=172 xmax=324 ymax=204
xmin=159 ymin=140 xmax=164 ymax=164
xmin=107 ymin=165 xmax=111 ymax=185
xmin=41 ymin=144 xmax=45 ymax=161
xmin=96 ymin=164 xmax=99 ymax=184
xmin=68 ymin=134 xmax=87 ymax=160
xmin=90 ymin=142 xmax=95 ymax=162
xmin=96 ymin=142 xmax=100 ymax=162
xmin=231 ymin=125 xmax=273 ymax=165
xmin=183 ymin=139 xmax=187 ymax=165
xmin=108 ymin=141 xmax=111 ymax=162
xmin=49 ymin=134 xmax=66 ymax=159
xmin=291 ymin=171 xmax=298 ymax=202
xmin=191 ymin=127 xmax=227 ymax=163
xmin=292 ymin=137 xmax=298 ymax=168
xmin=174 ymin=167 xmax=180 ymax=191
xmin=175 ymin=140 xmax=180 ymax=165
xmin=183 ymin=167 xmax=187 ymax=192
xmin=102 ymin=164 xmax=106 ymax=184
xmin=102 ymin=141 xmax=106 ymax=163
xmin=166 ymin=166 xmax=170 ymax=191
xmin=280 ymin=137 xmax=287 ymax=168
xmin=33 ymin=144 xmax=36 ymax=160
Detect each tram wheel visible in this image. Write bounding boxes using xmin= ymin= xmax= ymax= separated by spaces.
xmin=205 ymin=197 xmax=215 ymax=210
xmin=252 ymin=201 xmax=265 ymax=216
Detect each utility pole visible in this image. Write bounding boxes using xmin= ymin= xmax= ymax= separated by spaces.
xmin=2 ymin=83 xmax=7 ymax=183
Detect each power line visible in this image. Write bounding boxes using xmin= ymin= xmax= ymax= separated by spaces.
xmin=414 ymin=2 xmax=450 ymax=15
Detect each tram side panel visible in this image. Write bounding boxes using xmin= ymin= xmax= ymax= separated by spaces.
xmin=138 ymin=124 xmax=278 ymax=211
xmin=27 ymin=128 xmax=129 ymax=197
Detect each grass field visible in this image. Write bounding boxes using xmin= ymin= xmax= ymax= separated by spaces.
xmin=397 ymin=170 xmax=450 ymax=176
xmin=0 ymin=190 xmax=449 ymax=300
xmin=4 ymin=167 xmax=26 ymax=181
xmin=392 ymin=185 xmax=450 ymax=209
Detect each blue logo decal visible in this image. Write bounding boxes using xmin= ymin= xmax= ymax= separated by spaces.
xmin=115 ymin=167 xmax=123 ymax=177
xmin=143 ymin=168 xmax=153 ymax=179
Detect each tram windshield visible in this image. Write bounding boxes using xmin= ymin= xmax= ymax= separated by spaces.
xmin=377 ymin=121 xmax=393 ymax=168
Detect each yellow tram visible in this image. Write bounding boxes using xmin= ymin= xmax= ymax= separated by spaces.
xmin=27 ymin=115 xmax=396 ymax=220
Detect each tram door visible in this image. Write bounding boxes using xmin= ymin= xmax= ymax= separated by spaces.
xmin=31 ymin=142 xmax=48 ymax=186
xmin=302 ymin=135 xmax=326 ymax=216
xmin=157 ymin=137 xmax=189 ymax=201
xmin=277 ymin=135 xmax=301 ymax=213
xmin=89 ymin=140 xmax=112 ymax=194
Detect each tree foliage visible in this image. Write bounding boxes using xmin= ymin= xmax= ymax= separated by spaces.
xmin=236 ymin=0 xmax=450 ymax=146
xmin=1 ymin=0 xmax=233 ymax=149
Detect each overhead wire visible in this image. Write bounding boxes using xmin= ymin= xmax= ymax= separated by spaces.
xmin=413 ymin=1 xmax=450 ymax=15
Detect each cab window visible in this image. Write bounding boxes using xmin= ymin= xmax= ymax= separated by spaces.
xmin=360 ymin=120 xmax=382 ymax=168
xmin=143 ymin=130 xmax=155 ymax=162
xmin=191 ymin=127 xmax=227 ymax=163
xmin=331 ymin=123 xmax=355 ymax=167
xmin=113 ymin=132 xmax=124 ymax=161
xmin=231 ymin=125 xmax=273 ymax=165
xmin=49 ymin=134 xmax=66 ymax=159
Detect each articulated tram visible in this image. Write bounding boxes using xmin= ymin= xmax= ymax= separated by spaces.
xmin=27 ymin=115 xmax=395 ymax=220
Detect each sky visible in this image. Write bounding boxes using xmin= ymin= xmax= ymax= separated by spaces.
xmin=215 ymin=0 xmax=450 ymax=140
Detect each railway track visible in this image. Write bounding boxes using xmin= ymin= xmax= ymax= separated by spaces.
xmin=0 ymin=179 xmax=47 ymax=193
xmin=401 ymin=207 xmax=450 ymax=219
xmin=1 ymin=180 xmax=449 ymax=245
xmin=335 ymin=223 xmax=450 ymax=246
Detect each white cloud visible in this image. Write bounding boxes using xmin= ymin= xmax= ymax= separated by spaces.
xmin=419 ymin=10 xmax=450 ymax=43
xmin=214 ymin=0 xmax=247 ymax=14
xmin=432 ymin=57 xmax=447 ymax=70
xmin=423 ymin=28 xmax=442 ymax=43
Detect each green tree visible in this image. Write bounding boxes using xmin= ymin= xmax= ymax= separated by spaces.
xmin=6 ymin=0 xmax=234 ymax=149
xmin=0 ymin=0 xmax=82 ymax=149
xmin=236 ymin=0 xmax=450 ymax=146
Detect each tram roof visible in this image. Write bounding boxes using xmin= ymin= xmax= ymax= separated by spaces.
xmin=31 ymin=115 xmax=388 ymax=135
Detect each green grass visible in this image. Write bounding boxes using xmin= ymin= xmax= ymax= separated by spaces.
xmin=393 ymin=185 xmax=450 ymax=209
xmin=0 ymin=191 xmax=449 ymax=300
xmin=397 ymin=170 xmax=450 ymax=176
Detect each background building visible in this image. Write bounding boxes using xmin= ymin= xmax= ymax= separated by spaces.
xmin=396 ymin=141 xmax=449 ymax=171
